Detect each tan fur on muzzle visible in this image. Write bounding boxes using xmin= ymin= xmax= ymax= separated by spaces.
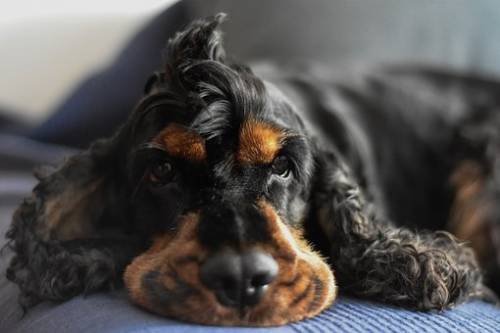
xmin=123 ymin=203 xmax=336 ymax=326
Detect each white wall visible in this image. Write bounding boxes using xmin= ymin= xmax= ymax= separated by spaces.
xmin=0 ymin=1 xmax=177 ymax=123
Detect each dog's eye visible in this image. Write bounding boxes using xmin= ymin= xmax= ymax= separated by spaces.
xmin=149 ymin=160 xmax=176 ymax=185
xmin=272 ymin=155 xmax=291 ymax=178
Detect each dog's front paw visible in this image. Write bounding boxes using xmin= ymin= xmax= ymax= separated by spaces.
xmin=339 ymin=230 xmax=483 ymax=310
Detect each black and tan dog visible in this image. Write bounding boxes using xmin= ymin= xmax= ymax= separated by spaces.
xmin=6 ymin=15 xmax=500 ymax=326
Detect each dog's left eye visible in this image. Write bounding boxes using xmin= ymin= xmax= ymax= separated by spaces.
xmin=149 ymin=160 xmax=176 ymax=185
xmin=272 ymin=155 xmax=292 ymax=178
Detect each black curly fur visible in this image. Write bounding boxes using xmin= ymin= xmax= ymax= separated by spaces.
xmin=5 ymin=136 xmax=147 ymax=308
xmin=307 ymin=148 xmax=490 ymax=310
xmin=7 ymin=203 xmax=122 ymax=307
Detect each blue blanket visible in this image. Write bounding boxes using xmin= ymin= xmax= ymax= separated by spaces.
xmin=2 ymin=291 xmax=499 ymax=333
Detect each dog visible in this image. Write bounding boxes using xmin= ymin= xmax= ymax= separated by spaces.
xmin=5 ymin=14 xmax=500 ymax=326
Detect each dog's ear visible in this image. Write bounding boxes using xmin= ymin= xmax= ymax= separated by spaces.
xmin=309 ymin=148 xmax=377 ymax=247
xmin=309 ymin=146 xmax=488 ymax=310
xmin=6 ymin=128 xmax=144 ymax=308
xmin=29 ymin=136 xmax=126 ymax=240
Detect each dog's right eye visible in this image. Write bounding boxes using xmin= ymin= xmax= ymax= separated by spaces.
xmin=272 ymin=155 xmax=292 ymax=178
xmin=149 ymin=160 xmax=176 ymax=185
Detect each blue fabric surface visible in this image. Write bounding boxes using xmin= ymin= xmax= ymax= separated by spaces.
xmin=293 ymin=298 xmax=500 ymax=333
xmin=3 ymin=290 xmax=500 ymax=333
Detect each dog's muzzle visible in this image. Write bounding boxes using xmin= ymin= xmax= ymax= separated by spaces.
xmin=124 ymin=200 xmax=336 ymax=326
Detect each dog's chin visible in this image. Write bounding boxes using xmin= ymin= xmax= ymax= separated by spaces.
xmin=124 ymin=254 xmax=336 ymax=326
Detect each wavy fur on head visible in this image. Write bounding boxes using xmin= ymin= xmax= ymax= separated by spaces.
xmin=5 ymin=14 xmax=499 ymax=325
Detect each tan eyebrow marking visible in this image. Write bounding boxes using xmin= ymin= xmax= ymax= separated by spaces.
xmin=237 ymin=119 xmax=283 ymax=164
xmin=153 ymin=123 xmax=206 ymax=162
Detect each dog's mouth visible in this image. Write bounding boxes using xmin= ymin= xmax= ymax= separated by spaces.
xmin=123 ymin=203 xmax=336 ymax=326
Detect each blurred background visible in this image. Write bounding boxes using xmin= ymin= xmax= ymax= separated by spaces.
xmin=2 ymin=0 xmax=500 ymax=199
xmin=2 ymin=0 xmax=500 ymax=131
xmin=0 ymin=0 xmax=176 ymax=123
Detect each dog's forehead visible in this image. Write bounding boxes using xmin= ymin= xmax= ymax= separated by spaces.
xmin=152 ymin=118 xmax=285 ymax=165
xmin=145 ymin=79 xmax=302 ymax=162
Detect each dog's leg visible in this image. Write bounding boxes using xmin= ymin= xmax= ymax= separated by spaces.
xmin=313 ymin=151 xmax=489 ymax=310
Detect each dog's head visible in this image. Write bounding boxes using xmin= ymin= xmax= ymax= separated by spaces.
xmin=9 ymin=15 xmax=339 ymax=326
xmin=121 ymin=15 xmax=336 ymax=325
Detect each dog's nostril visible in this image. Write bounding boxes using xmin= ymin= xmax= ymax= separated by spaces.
xmin=200 ymin=250 xmax=278 ymax=308
xmin=251 ymin=273 xmax=274 ymax=287
xmin=221 ymin=276 xmax=239 ymax=291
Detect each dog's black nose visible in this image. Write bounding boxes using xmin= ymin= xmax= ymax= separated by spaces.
xmin=200 ymin=250 xmax=278 ymax=308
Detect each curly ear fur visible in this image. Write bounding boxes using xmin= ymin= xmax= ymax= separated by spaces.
xmin=5 ymin=134 xmax=145 ymax=308
xmin=311 ymin=148 xmax=490 ymax=310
